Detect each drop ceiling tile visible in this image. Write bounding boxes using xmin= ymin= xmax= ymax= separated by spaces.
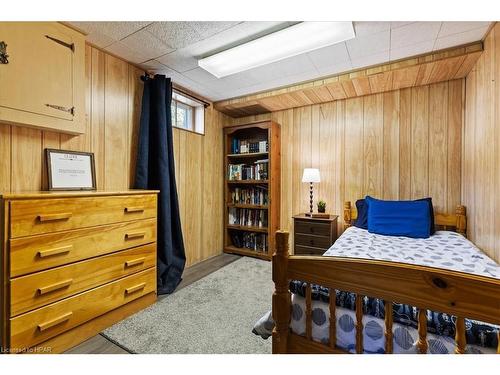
xmin=84 ymin=32 xmax=116 ymax=48
xmin=188 ymin=22 xmax=241 ymax=38
xmin=390 ymin=39 xmax=435 ymax=61
xmin=316 ymin=60 xmax=353 ymax=77
xmin=351 ymin=51 xmax=390 ymax=70
xmin=391 ymin=22 xmax=415 ymax=29
xmin=307 ymin=42 xmax=350 ymax=69
xmin=120 ymin=30 xmax=175 ymax=61
xmin=139 ymin=59 xmax=173 ymax=74
xmin=390 ymin=22 xmax=442 ymax=49
xmin=433 ymin=26 xmax=490 ymax=51
xmin=183 ymin=67 xmax=220 ymax=84
xmin=244 ymin=53 xmax=317 ymax=83
xmin=438 ymin=22 xmax=491 ymax=37
xmin=69 ymin=21 xmax=151 ymax=41
xmin=156 ymin=50 xmax=199 ymax=73
xmin=105 ymin=41 xmax=149 ymax=64
xmin=353 ymin=21 xmax=391 ymax=37
xmin=145 ymin=22 xmax=204 ymax=49
xmin=346 ymin=30 xmax=390 ymax=59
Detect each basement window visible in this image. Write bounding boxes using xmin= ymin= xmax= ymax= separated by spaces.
xmin=171 ymin=89 xmax=205 ymax=135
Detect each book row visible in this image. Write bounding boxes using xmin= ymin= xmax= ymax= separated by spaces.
xmin=228 ymin=161 xmax=268 ymax=181
xmin=228 ymin=208 xmax=268 ymax=228
xmin=229 ymin=231 xmax=268 ymax=252
xmin=230 ymin=138 xmax=268 ymax=154
xmin=230 ymin=187 xmax=268 ymax=206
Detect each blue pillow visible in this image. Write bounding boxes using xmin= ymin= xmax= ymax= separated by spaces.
xmin=353 ymin=199 xmax=368 ymax=229
xmin=365 ymin=196 xmax=431 ymax=238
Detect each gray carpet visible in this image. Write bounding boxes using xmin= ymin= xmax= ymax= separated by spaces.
xmin=102 ymin=257 xmax=273 ymax=354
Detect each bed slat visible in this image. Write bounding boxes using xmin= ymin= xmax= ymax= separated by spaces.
xmin=417 ymin=309 xmax=428 ymax=353
xmin=455 ymin=317 xmax=466 ymax=354
xmin=384 ymin=301 xmax=393 ymax=354
xmin=329 ymin=288 xmax=336 ymax=349
xmin=306 ymin=284 xmax=312 ymax=340
xmin=355 ymin=294 xmax=363 ymax=354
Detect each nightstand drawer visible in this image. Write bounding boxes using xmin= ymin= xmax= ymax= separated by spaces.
xmin=295 ymin=245 xmax=326 ymax=256
xmin=295 ymin=233 xmax=332 ymax=249
xmin=294 ymin=220 xmax=331 ymax=236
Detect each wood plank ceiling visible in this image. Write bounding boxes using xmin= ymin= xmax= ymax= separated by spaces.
xmin=214 ymin=42 xmax=483 ymax=117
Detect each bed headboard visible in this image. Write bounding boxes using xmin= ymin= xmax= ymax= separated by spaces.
xmin=343 ymin=201 xmax=467 ymax=237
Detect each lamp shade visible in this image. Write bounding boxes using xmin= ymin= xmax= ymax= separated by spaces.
xmin=302 ymin=168 xmax=320 ymax=183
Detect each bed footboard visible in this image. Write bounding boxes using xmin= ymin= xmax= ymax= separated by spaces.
xmin=272 ymin=231 xmax=500 ymax=354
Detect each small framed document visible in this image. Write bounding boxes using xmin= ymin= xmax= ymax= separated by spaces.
xmin=45 ymin=149 xmax=96 ymax=191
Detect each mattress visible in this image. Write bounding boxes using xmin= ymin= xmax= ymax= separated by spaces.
xmin=289 ymin=227 xmax=500 ymax=353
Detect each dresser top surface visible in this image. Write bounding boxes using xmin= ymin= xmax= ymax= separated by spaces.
xmin=0 ymin=190 xmax=160 ymax=200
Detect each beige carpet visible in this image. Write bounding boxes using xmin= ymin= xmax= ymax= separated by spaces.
xmin=102 ymin=257 xmax=273 ymax=353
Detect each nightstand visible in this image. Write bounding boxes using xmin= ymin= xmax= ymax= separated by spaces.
xmin=293 ymin=214 xmax=338 ymax=255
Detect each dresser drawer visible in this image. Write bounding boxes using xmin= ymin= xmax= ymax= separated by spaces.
xmin=10 ymin=243 xmax=156 ymax=316
xmin=9 ymin=194 xmax=157 ymax=238
xmin=10 ymin=218 xmax=156 ymax=277
xmin=294 ymin=233 xmax=332 ymax=249
xmin=294 ymin=220 xmax=331 ymax=236
xmin=294 ymin=245 xmax=326 ymax=256
xmin=10 ymin=267 xmax=156 ymax=350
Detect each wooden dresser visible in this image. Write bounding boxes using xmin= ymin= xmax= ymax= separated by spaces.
xmin=293 ymin=214 xmax=338 ymax=255
xmin=0 ymin=190 xmax=159 ymax=354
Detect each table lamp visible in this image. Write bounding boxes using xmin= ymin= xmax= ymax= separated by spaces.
xmin=302 ymin=168 xmax=320 ymax=216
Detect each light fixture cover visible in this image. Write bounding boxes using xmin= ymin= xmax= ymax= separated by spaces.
xmin=302 ymin=168 xmax=321 ymax=183
xmin=198 ymin=22 xmax=355 ymax=78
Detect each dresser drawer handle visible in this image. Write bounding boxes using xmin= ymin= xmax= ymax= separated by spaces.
xmin=309 ymin=239 xmax=314 ymax=245
xmin=125 ymin=232 xmax=146 ymax=240
xmin=38 ymin=245 xmax=73 ymax=258
xmin=125 ymin=206 xmax=145 ymax=213
xmin=125 ymin=282 xmax=146 ymax=295
xmin=125 ymin=257 xmax=146 ymax=268
xmin=38 ymin=212 xmax=72 ymax=222
xmin=37 ymin=311 xmax=73 ymax=332
xmin=37 ymin=279 xmax=73 ymax=295
xmin=309 ymin=227 xmax=314 ymax=233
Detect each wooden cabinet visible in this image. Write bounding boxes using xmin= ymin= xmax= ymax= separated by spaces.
xmin=1 ymin=190 xmax=159 ymax=353
xmin=293 ymin=214 xmax=338 ymax=255
xmin=0 ymin=22 xmax=86 ymax=134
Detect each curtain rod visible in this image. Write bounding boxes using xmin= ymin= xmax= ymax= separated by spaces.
xmin=141 ymin=72 xmax=211 ymax=108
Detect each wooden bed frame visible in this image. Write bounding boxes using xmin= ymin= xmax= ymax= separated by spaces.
xmin=272 ymin=202 xmax=500 ymax=354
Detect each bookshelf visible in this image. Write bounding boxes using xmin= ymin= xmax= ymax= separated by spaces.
xmin=223 ymin=121 xmax=280 ymax=261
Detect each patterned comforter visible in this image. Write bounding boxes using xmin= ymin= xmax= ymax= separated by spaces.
xmin=289 ymin=228 xmax=500 ymax=353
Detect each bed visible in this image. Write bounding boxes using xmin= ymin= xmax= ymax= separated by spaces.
xmin=272 ymin=202 xmax=500 ymax=354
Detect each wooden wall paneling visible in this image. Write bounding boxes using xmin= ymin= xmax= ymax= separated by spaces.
xmin=104 ymin=54 xmax=129 ymax=190
xmin=91 ymin=47 xmax=106 ymax=190
xmin=177 ymin=129 xmax=187 ymax=260
xmin=11 ymin=127 xmax=42 ymax=192
xmin=128 ymin=66 xmax=144 ymax=188
xmin=495 ymin=25 xmax=500 ymax=263
xmin=410 ymin=85 xmax=430 ymax=199
xmin=428 ymin=82 xmax=448 ymax=213
xmin=382 ymin=90 xmax=400 ymax=200
xmin=344 ymin=97 xmax=364 ymax=205
xmin=293 ymin=106 xmax=313 ymax=215
xmin=273 ymin=109 xmax=294 ymax=233
xmin=60 ymin=44 xmax=92 ymax=152
xmin=362 ymin=93 xmax=383 ymax=197
xmin=463 ymin=67 xmax=476 ymax=242
xmin=336 ymin=100 xmax=346 ymax=233
xmin=399 ymin=88 xmax=412 ymax=200
xmin=317 ymin=103 xmax=337 ymax=220
xmin=41 ymin=131 xmax=61 ymax=189
xmin=0 ymin=125 xmax=11 ymax=193
xmin=447 ymin=79 xmax=463 ymax=213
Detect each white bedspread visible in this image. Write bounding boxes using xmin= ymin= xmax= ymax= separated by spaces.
xmin=324 ymin=227 xmax=500 ymax=279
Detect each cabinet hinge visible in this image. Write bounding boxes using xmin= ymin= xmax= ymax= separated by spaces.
xmin=45 ymin=35 xmax=75 ymax=52
xmin=45 ymin=104 xmax=75 ymax=116
xmin=0 ymin=41 xmax=8 ymax=64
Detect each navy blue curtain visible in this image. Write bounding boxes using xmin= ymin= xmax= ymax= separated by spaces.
xmin=134 ymin=74 xmax=186 ymax=295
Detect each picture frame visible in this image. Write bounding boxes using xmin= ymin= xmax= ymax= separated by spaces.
xmin=45 ymin=149 xmax=96 ymax=191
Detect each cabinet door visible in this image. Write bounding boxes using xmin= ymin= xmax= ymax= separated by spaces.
xmin=0 ymin=22 xmax=85 ymax=133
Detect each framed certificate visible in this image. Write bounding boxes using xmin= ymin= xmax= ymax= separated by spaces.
xmin=45 ymin=149 xmax=96 ymax=191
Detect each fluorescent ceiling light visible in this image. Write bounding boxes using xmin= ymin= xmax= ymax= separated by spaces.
xmin=198 ymin=22 xmax=355 ymax=78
